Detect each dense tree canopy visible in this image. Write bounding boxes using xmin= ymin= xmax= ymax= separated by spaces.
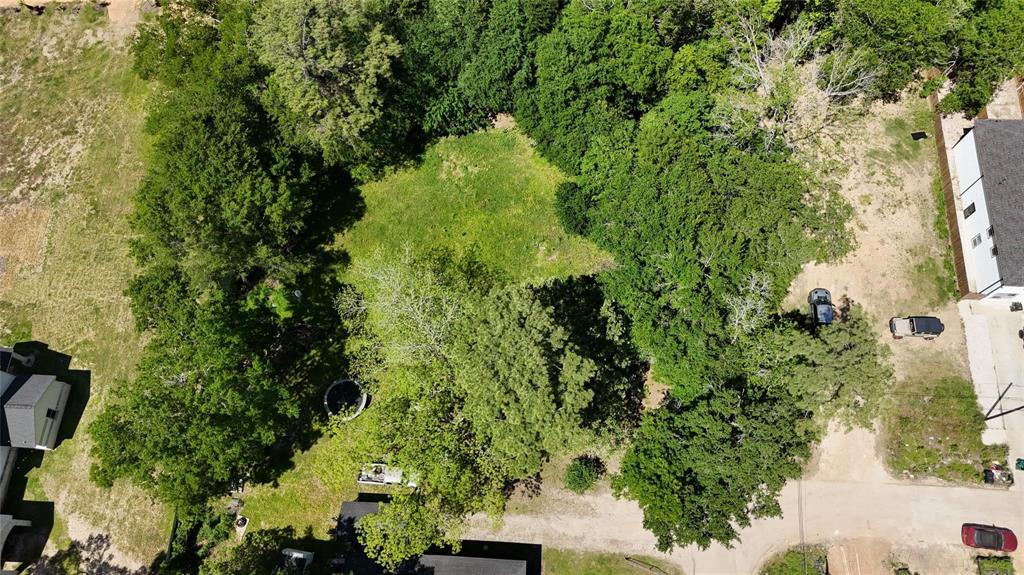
xmin=330 ymin=253 xmax=643 ymax=565
xmin=940 ymin=0 xmax=1024 ymax=115
xmin=514 ymin=0 xmax=712 ymax=173
xmin=90 ymin=302 xmax=297 ymax=509
xmin=834 ymin=0 xmax=958 ymax=98
xmin=93 ymin=0 xmax=995 ymax=565
xmin=253 ymin=0 xmax=408 ymax=170
xmin=91 ymin=0 xmax=350 ymax=512
xmin=614 ymin=385 xmax=815 ymax=550
xmin=581 ymin=90 xmax=819 ymax=397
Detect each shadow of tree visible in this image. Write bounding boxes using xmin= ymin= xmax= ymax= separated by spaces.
xmin=534 ymin=276 xmax=647 ymax=434
xmin=27 ymin=534 xmax=152 ymax=575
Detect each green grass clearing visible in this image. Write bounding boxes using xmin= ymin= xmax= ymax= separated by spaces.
xmin=884 ymin=376 xmax=1007 ymax=483
xmin=866 ymin=101 xmax=934 ymax=164
xmin=246 ymin=127 xmax=614 ymax=540
xmin=239 ymin=440 xmax=357 ymax=539
xmin=339 ymin=128 xmax=612 ymax=284
xmin=543 ymin=548 xmax=683 ymax=575
xmin=0 ymin=10 xmax=170 ymax=561
xmin=977 ymin=555 xmax=1014 ymax=575
xmin=758 ymin=545 xmax=828 ymax=575
xmin=915 ymin=175 xmax=959 ymax=307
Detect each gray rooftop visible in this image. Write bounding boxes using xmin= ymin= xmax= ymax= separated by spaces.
xmin=972 ymin=120 xmax=1024 ymax=286
xmin=2 ymin=375 xmax=60 ymax=448
xmin=337 ymin=501 xmax=537 ymax=575
xmin=5 ymin=374 xmax=56 ymax=410
xmin=417 ymin=555 xmax=528 ymax=575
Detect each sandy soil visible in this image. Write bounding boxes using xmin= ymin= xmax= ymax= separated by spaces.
xmin=0 ymin=204 xmax=49 ymax=297
xmin=785 ymin=100 xmax=969 ymax=382
xmin=64 ymin=514 xmax=144 ymax=569
xmin=0 ymin=0 xmax=140 ymax=36
xmin=467 ymin=424 xmax=1023 ymax=575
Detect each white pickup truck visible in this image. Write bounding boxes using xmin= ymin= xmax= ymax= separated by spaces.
xmin=889 ymin=316 xmax=944 ymax=340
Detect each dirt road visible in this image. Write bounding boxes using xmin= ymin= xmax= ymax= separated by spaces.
xmin=467 ymin=426 xmax=1024 ymax=574
xmin=0 ymin=0 xmax=140 ymax=33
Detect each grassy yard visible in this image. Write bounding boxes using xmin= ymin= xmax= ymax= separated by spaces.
xmin=338 ymin=128 xmax=612 ymax=283
xmin=909 ymin=176 xmax=958 ymax=309
xmin=865 ymin=101 xmax=934 ymax=165
xmin=884 ymin=376 xmax=1007 ymax=483
xmin=238 ymin=440 xmax=357 ymax=539
xmin=0 ymin=9 xmax=170 ymax=562
xmin=543 ymin=548 xmax=683 ymax=575
xmin=246 ymin=126 xmax=614 ymax=534
xmin=758 ymin=545 xmax=828 ymax=575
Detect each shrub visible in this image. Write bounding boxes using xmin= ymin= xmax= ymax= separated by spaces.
xmin=760 ymin=545 xmax=828 ymax=575
xmin=564 ymin=455 xmax=605 ymax=493
xmin=977 ymin=556 xmax=1014 ymax=575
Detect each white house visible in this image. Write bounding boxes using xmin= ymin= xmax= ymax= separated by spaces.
xmin=952 ymin=120 xmax=1024 ymax=302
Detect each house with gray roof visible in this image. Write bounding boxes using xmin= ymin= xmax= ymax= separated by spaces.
xmin=0 ymin=347 xmax=71 ymax=561
xmin=335 ymin=499 xmax=538 ymax=575
xmin=952 ymin=120 xmax=1024 ymax=301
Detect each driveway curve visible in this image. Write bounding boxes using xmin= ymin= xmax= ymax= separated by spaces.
xmin=468 ymin=427 xmax=1024 ymax=574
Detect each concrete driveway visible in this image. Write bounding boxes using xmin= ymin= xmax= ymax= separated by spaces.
xmin=469 ymin=427 xmax=1024 ymax=575
xmin=960 ymin=300 xmax=1024 ymax=467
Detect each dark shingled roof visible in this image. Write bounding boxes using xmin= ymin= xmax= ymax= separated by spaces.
xmin=416 ymin=555 xmax=528 ymax=575
xmin=972 ymin=120 xmax=1024 ymax=286
xmin=337 ymin=501 xmax=536 ymax=575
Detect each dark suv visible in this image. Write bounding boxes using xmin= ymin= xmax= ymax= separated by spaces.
xmin=808 ymin=288 xmax=834 ymax=326
xmin=889 ymin=316 xmax=944 ymax=340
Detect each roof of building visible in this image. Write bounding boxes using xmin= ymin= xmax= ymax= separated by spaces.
xmin=337 ymin=501 xmax=536 ymax=575
xmin=5 ymin=374 xmax=57 ymax=410
xmin=2 ymin=375 xmax=59 ymax=448
xmin=417 ymin=555 xmax=527 ymax=575
xmin=972 ymin=120 xmax=1024 ymax=286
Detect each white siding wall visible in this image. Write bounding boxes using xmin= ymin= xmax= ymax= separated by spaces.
xmin=953 ymin=133 xmax=1006 ymax=295
xmin=31 ymin=381 xmax=64 ymax=449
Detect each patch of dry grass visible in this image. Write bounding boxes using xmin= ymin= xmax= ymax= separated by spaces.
xmin=0 ymin=9 xmax=169 ymax=563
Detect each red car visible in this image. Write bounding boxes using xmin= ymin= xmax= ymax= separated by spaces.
xmin=962 ymin=523 xmax=1018 ymax=552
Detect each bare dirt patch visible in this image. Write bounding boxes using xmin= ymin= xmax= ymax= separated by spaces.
xmin=827 ymin=539 xmax=978 ymax=575
xmin=492 ymin=113 xmax=517 ymax=131
xmin=786 ymin=98 xmax=968 ymax=382
xmin=0 ymin=0 xmax=139 ymax=37
xmin=0 ymin=203 xmax=50 ymax=296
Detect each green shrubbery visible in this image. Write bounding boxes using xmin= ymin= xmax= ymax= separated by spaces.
xmin=886 ymin=377 xmax=1008 ymax=483
xmin=977 ymin=556 xmax=1014 ymax=575
xmin=759 ymin=545 xmax=828 ymax=575
xmin=564 ymin=456 xmax=606 ymax=493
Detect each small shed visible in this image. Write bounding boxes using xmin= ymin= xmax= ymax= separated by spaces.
xmin=2 ymin=374 xmax=71 ymax=450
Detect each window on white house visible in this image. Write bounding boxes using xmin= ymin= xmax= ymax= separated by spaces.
xmin=988 ymin=226 xmax=995 ymax=237
xmin=45 ymin=408 xmax=58 ymax=419
xmin=991 ymin=245 xmax=998 ymax=257
xmin=964 ymin=203 xmax=977 ymax=218
xmin=972 ymin=234 xmax=983 ymax=247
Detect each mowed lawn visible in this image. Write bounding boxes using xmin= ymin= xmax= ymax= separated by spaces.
xmin=544 ymin=548 xmax=683 ymax=575
xmin=339 ymin=128 xmax=612 ymax=282
xmin=0 ymin=9 xmax=171 ymax=562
